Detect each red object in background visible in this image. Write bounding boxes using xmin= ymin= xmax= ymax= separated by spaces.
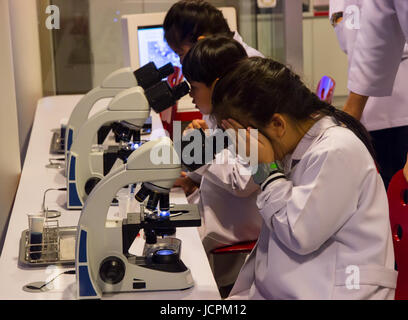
xmin=212 ymin=240 xmax=256 ymax=255
xmin=314 ymin=11 xmax=329 ymax=17
xmin=387 ymin=169 xmax=408 ymax=300
xmin=162 ymin=66 xmax=202 ymax=138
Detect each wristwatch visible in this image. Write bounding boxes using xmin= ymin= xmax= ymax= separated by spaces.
xmin=330 ymin=12 xmax=343 ymax=27
xmin=253 ymin=162 xmax=283 ymax=185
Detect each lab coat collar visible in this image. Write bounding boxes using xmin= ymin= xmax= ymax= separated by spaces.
xmin=233 ymin=31 xmax=243 ymax=43
xmin=283 ymin=116 xmax=338 ymax=172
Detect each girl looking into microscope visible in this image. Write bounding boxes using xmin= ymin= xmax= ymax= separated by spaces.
xmin=163 ymin=0 xmax=263 ymax=296
xmin=214 ymin=57 xmax=397 ymax=300
xmin=172 ymin=35 xmax=262 ymax=297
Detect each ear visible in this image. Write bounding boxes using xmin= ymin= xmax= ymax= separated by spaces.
xmin=269 ymin=114 xmax=287 ymax=138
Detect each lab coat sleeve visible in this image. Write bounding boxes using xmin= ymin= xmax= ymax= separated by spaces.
xmin=257 ymin=148 xmax=363 ymax=256
xmin=202 ymin=150 xmax=260 ymax=198
xmin=348 ymin=0 xmax=407 ymax=97
xmin=329 ymin=0 xmax=345 ymax=18
xmin=185 ymin=166 xmax=207 ymax=184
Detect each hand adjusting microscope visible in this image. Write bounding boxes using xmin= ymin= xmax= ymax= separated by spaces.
xmin=75 ymin=137 xmax=201 ymax=299
xmin=63 ymin=62 xmax=175 ymax=162
xmin=66 ymin=77 xmax=190 ymax=209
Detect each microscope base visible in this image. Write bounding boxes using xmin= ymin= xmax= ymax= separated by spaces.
xmin=101 ymin=237 xmax=193 ymax=294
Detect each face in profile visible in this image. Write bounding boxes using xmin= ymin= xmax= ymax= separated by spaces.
xmin=189 ymin=81 xmax=213 ymax=115
xmin=169 ymin=42 xmax=193 ymax=63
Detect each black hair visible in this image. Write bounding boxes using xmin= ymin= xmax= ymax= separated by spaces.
xmin=212 ymin=57 xmax=377 ymax=163
xmin=182 ymin=35 xmax=248 ymax=87
xmin=163 ymin=0 xmax=233 ymax=49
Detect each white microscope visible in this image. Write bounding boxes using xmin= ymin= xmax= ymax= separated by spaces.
xmin=62 ymin=62 xmax=175 ymax=162
xmin=66 ymin=79 xmax=190 ymax=209
xmin=75 ymin=137 xmax=201 ymax=299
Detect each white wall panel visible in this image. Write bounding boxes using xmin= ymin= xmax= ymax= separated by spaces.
xmin=9 ymin=0 xmax=43 ymax=163
xmin=0 ymin=0 xmax=21 ymax=253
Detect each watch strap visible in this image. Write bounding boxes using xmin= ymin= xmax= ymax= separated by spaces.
xmin=261 ymin=171 xmax=286 ymax=191
xmin=330 ymin=12 xmax=343 ymax=27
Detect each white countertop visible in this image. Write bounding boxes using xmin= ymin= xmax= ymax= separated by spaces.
xmin=0 ymin=95 xmax=220 ymax=300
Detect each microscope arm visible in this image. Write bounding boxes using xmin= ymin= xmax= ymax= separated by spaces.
xmin=66 ymin=86 xmax=153 ymax=208
xmin=65 ymin=63 xmax=176 ymax=157
xmin=65 ymin=67 xmax=141 ymax=157
xmin=67 ymin=109 xmax=149 ymax=208
xmin=76 ymin=137 xmax=181 ymax=298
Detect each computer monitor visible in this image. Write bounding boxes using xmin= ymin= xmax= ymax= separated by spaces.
xmin=122 ymin=8 xmax=237 ymax=70
xmin=121 ymin=8 xmax=237 ymax=111
xmin=137 ymin=25 xmax=181 ymax=70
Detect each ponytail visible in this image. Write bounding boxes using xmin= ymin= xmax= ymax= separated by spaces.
xmin=320 ymin=104 xmax=378 ymax=165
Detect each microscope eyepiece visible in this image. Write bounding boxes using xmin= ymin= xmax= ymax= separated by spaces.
xmin=173 ymin=82 xmax=190 ymax=101
xmin=134 ymin=62 xmax=175 ymax=90
xmin=145 ymin=81 xmax=190 ymax=113
xmin=158 ymin=63 xmax=175 ymax=79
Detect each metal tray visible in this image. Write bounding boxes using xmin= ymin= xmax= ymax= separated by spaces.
xmin=50 ymin=130 xmax=64 ymax=154
xmin=19 ymin=226 xmax=77 ymax=267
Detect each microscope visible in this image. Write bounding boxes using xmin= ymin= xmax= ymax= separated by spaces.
xmin=75 ymin=137 xmax=201 ymax=299
xmin=62 ymin=62 xmax=175 ymax=162
xmin=66 ymin=78 xmax=190 ymax=209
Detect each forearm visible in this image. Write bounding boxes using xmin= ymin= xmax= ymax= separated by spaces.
xmin=342 ymin=91 xmax=368 ymax=120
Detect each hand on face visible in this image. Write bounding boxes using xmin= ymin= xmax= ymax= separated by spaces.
xmin=185 ymin=119 xmax=209 ymax=131
xmin=221 ymin=119 xmax=275 ymax=164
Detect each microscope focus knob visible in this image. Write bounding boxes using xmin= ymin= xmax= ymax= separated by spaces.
xmin=99 ymin=257 xmax=126 ymax=285
xmin=85 ymin=177 xmax=102 ymax=195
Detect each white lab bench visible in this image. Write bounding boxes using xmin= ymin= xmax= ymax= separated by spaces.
xmin=0 ymin=95 xmax=221 ymax=300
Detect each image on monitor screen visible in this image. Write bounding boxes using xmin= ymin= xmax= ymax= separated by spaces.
xmin=137 ymin=25 xmax=181 ymax=70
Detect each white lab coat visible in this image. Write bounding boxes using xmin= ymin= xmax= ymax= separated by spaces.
xmin=332 ymin=0 xmax=408 ymax=131
xmin=229 ymin=116 xmax=397 ymax=300
xmin=348 ymin=0 xmax=408 ymax=97
xmin=185 ymin=35 xmax=264 ymax=286
xmin=233 ymin=32 xmax=264 ymax=58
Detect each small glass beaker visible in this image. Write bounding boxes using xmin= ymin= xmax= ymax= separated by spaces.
xmin=27 ymin=214 xmax=45 ymax=260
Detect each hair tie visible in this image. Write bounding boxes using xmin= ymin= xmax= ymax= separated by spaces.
xmin=197 ymin=35 xmax=206 ymax=41
xmin=211 ymin=77 xmax=220 ymax=90
xmin=328 ymin=105 xmax=337 ymax=114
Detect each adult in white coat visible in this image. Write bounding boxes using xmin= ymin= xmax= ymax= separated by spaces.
xmin=343 ymin=0 xmax=408 ymax=118
xmin=330 ymin=0 xmax=408 ymax=188
xmin=164 ymin=2 xmax=263 ymax=292
xmin=214 ymin=57 xmax=397 ymax=300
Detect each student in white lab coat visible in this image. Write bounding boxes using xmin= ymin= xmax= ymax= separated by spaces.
xmin=163 ymin=1 xmax=263 ymax=294
xmin=163 ymin=0 xmax=263 ymax=63
xmin=166 ymin=34 xmax=263 ymax=296
xmin=214 ymin=57 xmax=397 ymax=300
xmin=178 ymin=36 xmax=263 ymax=253
xmin=330 ymin=0 xmax=408 ymax=188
